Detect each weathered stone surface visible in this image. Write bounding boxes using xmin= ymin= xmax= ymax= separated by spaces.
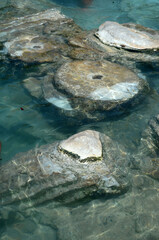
xmin=4 ymin=35 xmax=61 ymax=63
xmin=95 ymin=21 xmax=159 ymax=51
xmin=134 ymin=114 xmax=159 ymax=180
xmin=87 ymin=23 xmax=159 ymax=67
xmin=0 ymin=9 xmax=65 ymax=40
xmin=149 ymin=114 xmax=159 ymax=139
xmin=140 ymin=114 xmax=159 ymax=157
xmin=23 ymin=77 xmax=43 ymax=98
xmin=0 ymin=131 xmax=129 ymax=208
xmin=55 ymin=60 xmax=147 ymax=112
xmin=0 ymin=9 xmax=86 ymax=63
xmin=42 ymin=75 xmax=73 ymax=111
xmin=0 ymin=9 xmax=151 ymax=121
xmin=59 ymin=130 xmax=102 ymax=161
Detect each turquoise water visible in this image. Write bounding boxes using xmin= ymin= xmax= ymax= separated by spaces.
xmin=0 ymin=61 xmax=80 ymax=162
xmin=53 ymin=0 xmax=159 ymax=29
xmin=0 ymin=0 xmax=159 ymax=239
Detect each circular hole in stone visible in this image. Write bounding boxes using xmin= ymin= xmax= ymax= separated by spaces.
xmin=33 ymin=45 xmax=42 ymax=49
xmin=92 ymin=75 xmax=103 ymax=80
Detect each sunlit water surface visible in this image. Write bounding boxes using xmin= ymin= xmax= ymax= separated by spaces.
xmin=0 ymin=0 xmax=159 ymax=239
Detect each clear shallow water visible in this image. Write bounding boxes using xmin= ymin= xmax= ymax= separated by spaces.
xmin=1 ymin=61 xmax=159 ymax=162
xmin=0 ymin=0 xmax=159 ymax=239
xmin=0 ymin=61 xmax=81 ymax=162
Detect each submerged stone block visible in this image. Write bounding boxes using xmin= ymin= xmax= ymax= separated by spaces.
xmin=95 ymin=21 xmax=159 ymax=51
xmin=87 ymin=21 xmax=159 ymax=67
xmin=0 ymin=8 xmax=83 ymax=63
xmin=54 ymin=60 xmax=148 ymax=112
xmin=0 ymin=130 xmax=129 ymax=208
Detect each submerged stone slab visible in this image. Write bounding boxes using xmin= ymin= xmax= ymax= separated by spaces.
xmin=0 ymin=9 xmax=66 ymax=40
xmin=87 ymin=22 xmax=159 ymax=68
xmin=23 ymin=77 xmax=43 ymax=98
xmin=55 ymin=60 xmax=147 ymax=112
xmin=4 ymin=35 xmax=60 ymax=63
xmin=0 ymin=131 xmax=129 ymax=208
xmin=59 ymin=130 xmax=102 ymax=161
xmin=95 ymin=21 xmax=159 ymax=50
xmin=0 ymin=8 xmax=85 ymax=63
xmin=134 ymin=114 xmax=159 ymax=181
xmin=149 ymin=114 xmax=159 ymax=139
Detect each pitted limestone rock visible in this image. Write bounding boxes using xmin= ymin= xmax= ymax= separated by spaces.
xmin=55 ymin=60 xmax=147 ymax=112
xmin=4 ymin=35 xmax=60 ymax=63
xmin=23 ymin=77 xmax=43 ymax=98
xmin=95 ymin=21 xmax=159 ymax=51
xmin=59 ymin=130 xmax=102 ymax=161
xmin=87 ymin=22 xmax=159 ymax=68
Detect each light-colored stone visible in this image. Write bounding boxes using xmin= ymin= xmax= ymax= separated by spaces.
xmin=55 ymin=60 xmax=147 ymax=112
xmin=59 ymin=130 xmax=102 ymax=161
xmin=55 ymin=60 xmax=143 ymax=100
xmin=4 ymin=34 xmax=62 ymax=63
xmin=95 ymin=21 xmax=159 ymax=50
xmin=0 ymin=9 xmax=66 ymax=39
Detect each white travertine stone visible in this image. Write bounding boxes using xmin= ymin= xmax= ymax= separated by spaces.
xmin=89 ymin=82 xmax=139 ymax=101
xmin=46 ymin=96 xmax=73 ymax=111
xmin=59 ymin=130 xmax=102 ymax=161
xmin=95 ymin=21 xmax=159 ymax=50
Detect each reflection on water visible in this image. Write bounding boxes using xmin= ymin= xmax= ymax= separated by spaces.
xmin=0 ymin=0 xmax=159 ymax=239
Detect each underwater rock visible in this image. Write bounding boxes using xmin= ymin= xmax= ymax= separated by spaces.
xmin=145 ymin=115 xmax=159 ymax=180
xmin=0 ymin=8 xmax=65 ymax=38
xmin=54 ymin=60 xmax=147 ymax=112
xmin=134 ymin=114 xmax=159 ymax=180
xmin=95 ymin=21 xmax=159 ymax=50
xmin=23 ymin=77 xmax=43 ymax=98
xmin=87 ymin=22 xmax=159 ymax=66
xmin=4 ymin=35 xmax=62 ymax=63
xmin=140 ymin=114 xmax=159 ymax=157
xmin=22 ymin=61 xmax=148 ymax=121
xmin=0 ymin=9 xmax=86 ymax=63
xmin=2 ymin=9 xmax=150 ymax=120
xmin=42 ymin=75 xmax=73 ymax=111
xmin=0 ymin=130 xmax=129 ymax=208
